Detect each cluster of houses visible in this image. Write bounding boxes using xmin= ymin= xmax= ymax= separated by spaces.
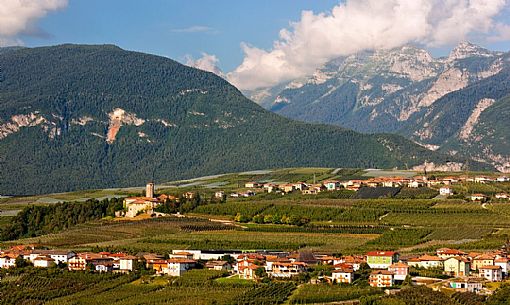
xmin=120 ymin=174 xmax=510 ymax=219
xmin=2 ymin=245 xmax=508 ymax=294
xmin=241 ymin=175 xmax=510 ymax=201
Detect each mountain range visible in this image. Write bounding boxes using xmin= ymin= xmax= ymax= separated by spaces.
xmin=246 ymin=42 xmax=510 ymax=172
xmin=0 ymin=44 xmax=466 ymax=196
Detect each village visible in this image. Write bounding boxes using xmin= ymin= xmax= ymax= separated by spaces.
xmin=1 ymin=244 xmax=510 ymax=296
xmin=121 ymin=174 xmax=510 ymax=219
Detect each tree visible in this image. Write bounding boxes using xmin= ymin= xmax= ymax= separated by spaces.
xmin=221 ymin=255 xmax=235 ymax=264
xmin=15 ymin=257 xmax=30 ymax=268
xmin=255 ymin=267 xmax=266 ymax=279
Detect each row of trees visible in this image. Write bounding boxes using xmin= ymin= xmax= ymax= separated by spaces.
xmin=0 ymin=198 xmax=123 ymax=241
xmin=234 ymin=213 xmax=311 ymax=226
xmin=154 ymin=192 xmax=224 ymax=214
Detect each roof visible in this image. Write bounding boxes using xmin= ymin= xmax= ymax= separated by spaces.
xmin=437 ymin=248 xmax=466 ymax=255
xmin=167 ymin=259 xmax=196 ymax=264
xmin=366 ymin=251 xmax=397 ymax=257
xmin=34 ymin=256 xmax=55 ymax=262
xmin=205 ymin=260 xmax=230 ymax=267
xmin=371 ymin=270 xmax=394 ymax=275
xmin=479 ymin=265 xmax=501 ymax=270
xmin=125 ymin=197 xmax=160 ymax=204
xmin=445 ymin=256 xmax=470 ymax=263
xmin=418 ymin=255 xmax=444 ymax=261
xmin=32 ymin=250 xmax=72 ymax=256
xmin=474 ymin=254 xmax=495 ymax=260
xmin=173 ymin=251 xmax=193 ymax=256
xmin=273 ymin=262 xmax=307 ymax=267
xmin=389 ymin=262 xmax=409 ymax=268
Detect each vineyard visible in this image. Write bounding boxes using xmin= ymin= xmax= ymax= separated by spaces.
xmin=42 ymin=269 xmax=297 ymax=305
xmin=0 ymin=268 xmax=138 ymax=305
xmin=288 ymin=284 xmax=382 ymax=304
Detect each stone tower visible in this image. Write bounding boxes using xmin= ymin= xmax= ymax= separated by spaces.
xmin=146 ymin=182 xmax=155 ymax=198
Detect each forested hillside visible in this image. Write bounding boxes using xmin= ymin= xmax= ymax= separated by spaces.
xmin=0 ymin=45 xmax=474 ymax=195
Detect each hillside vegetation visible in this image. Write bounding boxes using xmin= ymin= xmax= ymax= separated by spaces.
xmin=0 ymin=45 xmax=461 ymax=195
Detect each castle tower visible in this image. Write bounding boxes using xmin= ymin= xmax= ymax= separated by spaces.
xmin=146 ymin=182 xmax=155 ymax=198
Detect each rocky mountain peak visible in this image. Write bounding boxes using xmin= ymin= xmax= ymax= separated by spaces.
xmin=448 ymin=41 xmax=494 ymax=61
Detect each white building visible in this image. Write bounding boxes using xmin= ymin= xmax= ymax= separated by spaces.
xmin=164 ymin=259 xmax=196 ymax=276
xmin=331 ymin=266 xmax=354 ymax=284
xmin=119 ymin=256 xmax=137 ymax=272
xmin=33 ymin=256 xmax=55 ymax=268
xmin=29 ymin=250 xmax=75 ymax=264
xmin=495 ymin=257 xmax=510 ymax=276
xmin=479 ymin=265 xmax=503 ymax=282
xmin=270 ymin=262 xmax=307 ymax=278
xmin=440 ymin=187 xmax=453 ymax=196
xmin=0 ymin=254 xmax=18 ymax=269
xmin=449 ymin=278 xmax=483 ymax=293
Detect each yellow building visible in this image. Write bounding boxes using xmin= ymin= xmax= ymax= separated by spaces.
xmin=472 ymin=254 xmax=495 ymax=271
xmin=124 ymin=197 xmax=160 ymax=218
xmin=444 ymin=256 xmax=470 ymax=277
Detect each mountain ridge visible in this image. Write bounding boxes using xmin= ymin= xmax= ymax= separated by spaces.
xmin=245 ymin=42 xmax=510 ymax=169
xmin=0 ymin=44 xmax=468 ymax=195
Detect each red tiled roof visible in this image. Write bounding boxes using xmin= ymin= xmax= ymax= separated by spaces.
xmin=366 ymin=251 xmax=397 ymax=257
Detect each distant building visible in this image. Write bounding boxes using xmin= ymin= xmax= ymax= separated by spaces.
xmin=449 ymin=278 xmax=483 ymax=293
xmin=369 ymin=270 xmax=394 ymax=287
xmin=444 ymin=256 xmax=470 ymax=277
xmin=123 ymin=197 xmax=161 ymax=218
xmin=495 ymin=257 xmax=510 ymax=276
xmin=470 ymin=194 xmax=487 ymax=202
xmin=205 ymin=260 xmax=232 ymax=271
xmin=146 ymin=182 xmax=155 ymax=198
xmin=33 ymin=256 xmax=55 ymax=268
xmin=495 ymin=193 xmax=510 ymax=200
xmin=479 ymin=265 xmax=502 ymax=282
xmin=245 ymin=182 xmax=260 ymax=188
xmin=366 ymin=251 xmax=399 ymax=269
xmin=270 ymin=262 xmax=307 ymax=278
xmin=332 ymin=265 xmax=354 ymax=284
xmin=472 ymin=254 xmax=495 ymax=271
xmin=165 ymin=259 xmax=196 ymax=276
xmin=388 ymin=262 xmax=409 ymax=281
xmin=324 ymin=180 xmax=340 ymax=191
xmin=407 ymin=255 xmax=444 ymax=269
xmin=440 ymin=187 xmax=453 ymax=196
xmin=437 ymin=248 xmax=467 ymax=259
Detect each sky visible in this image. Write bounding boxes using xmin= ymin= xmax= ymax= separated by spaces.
xmin=2 ymin=0 xmax=510 ymax=90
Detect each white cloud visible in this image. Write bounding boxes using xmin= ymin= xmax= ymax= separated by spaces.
xmin=185 ymin=53 xmax=225 ymax=77
xmin=227 ymin=0 xmax=509 ymax=90
xmin=0 ymin=0 xmax=68 ymax=46
xmin=171 ymin=26 xmax=216 ymax=34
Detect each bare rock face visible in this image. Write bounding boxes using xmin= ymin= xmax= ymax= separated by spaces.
xmin=458 ymin=98 xmax=495 ymax=141
xmin=418 ymin=68 xmax=470 ymax=108
xmin=0 ymin=113 xmax=47 ymax=139
xmin=412 ymin=162 xmax=464 ymax=172
xmin=106 ymin=108 xmax=145 ymax=144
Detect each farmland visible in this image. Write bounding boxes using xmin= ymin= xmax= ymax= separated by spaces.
xmin=3 ymin=195 xmax=510 ymax=254
xmin=2 ymin=168 xmax=510 ymax=304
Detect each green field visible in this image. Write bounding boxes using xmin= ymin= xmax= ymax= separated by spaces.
xmin=2 ymin=169 xmax=510 ymax=256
